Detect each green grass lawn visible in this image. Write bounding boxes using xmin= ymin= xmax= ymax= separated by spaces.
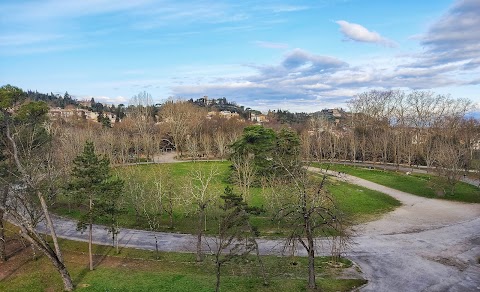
xmin=52 ymin=161 xmax=400 ymax=236
xmin=327 ymin=180 xmax=401 ymax=224
xmin=0 ymin=232 xmax=366 ymax=292
xmin=312 ymin=163 xmax=480 ymax=203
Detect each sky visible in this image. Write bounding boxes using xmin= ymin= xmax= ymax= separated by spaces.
xmin=1 ymin=0 xmax=479 ymax=113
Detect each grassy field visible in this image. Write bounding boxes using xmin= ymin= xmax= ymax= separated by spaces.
xmin=52 ymin=161 xmax=400 ymax=236
xmin=312 ymin=163 xmax=480 ymax=203
xmin=0 ymin=230 xmax=366 ymax=292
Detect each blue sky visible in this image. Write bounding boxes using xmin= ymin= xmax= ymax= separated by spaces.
xmin=1 ymin=0 xmax=479 ymax=112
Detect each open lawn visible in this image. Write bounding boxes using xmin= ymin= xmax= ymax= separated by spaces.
xmin=312 ymin=163 xmax=480 ymax=203
xmin=52 ymin=161 xmax=400 ymax=236
xmin=0 ymin=229 xmax=366 ymax=292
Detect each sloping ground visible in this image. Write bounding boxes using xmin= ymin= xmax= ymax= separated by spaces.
xmin=36 ymin=167 xmax=480 ymax=291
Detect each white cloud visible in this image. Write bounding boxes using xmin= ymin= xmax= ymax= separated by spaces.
xmin=90 ymin=95 xmax=129 ymax=105
xmin=336 ymin=20 xmax=396 ymax=47
xmin=413 ymin=0 xmax=480 ymax=69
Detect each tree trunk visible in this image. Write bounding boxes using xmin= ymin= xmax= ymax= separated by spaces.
xmin=307 ymin=243 xmax=316 ymax=290
xmin=169 ymin=212 xmax=174 ymax=230
xmin=215 ymin=261 xmax=221 ymax=292
xmin=196 ymin=207 xmax=204 ymax=262
xmin=304 ymin=212 xmax=317 ymax=290
xmin=89 ymin=197 xmax=93 ymax=271
xmin=154 ymin=235 xmax=159 ymax=260
xmin=168 ymin=200 xmax=174 ymax=229
xmin=5 ymin=122 xmax=73 ymax=289
xmin=115 ymin=228 xmax=120 ymax=254
xmin=0 ymin=216 xmax=5 ymax=262
xmin=38 ymin=191 xmax=64 ymax=263
xmin=0 ymin=186 xmax=6 ymax=262
xmin=254 ymin=239 xmax=269 ymax=286
xmin=19 ymin=225 xmax=74 ymax=291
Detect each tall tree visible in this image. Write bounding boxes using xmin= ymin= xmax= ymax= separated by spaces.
xmin=270 ymin=161 xmax=346 ymax=290
xmin=213 ymin=186 xmax=266 ymax=292
xmin=159 ymin=99 xmax=207 ymax=156
xmin=0 ymin=84 xmax=74 ymax=291
xmin=183 ymin=165 xmax=220 ymax=262
xmin=231 ymin=125 xmax=276 ymax=177
xmin=68 ymin=141 xmax=123 ymax=271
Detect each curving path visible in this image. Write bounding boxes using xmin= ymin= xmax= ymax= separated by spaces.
xmin=308 ymin=168 xmax=480 ymax=291
xmin=40 ymin=167 xmax=480 ymax=291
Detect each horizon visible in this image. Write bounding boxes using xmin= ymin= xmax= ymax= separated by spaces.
xmin=1 ymin=0 xmax=479 ymax=113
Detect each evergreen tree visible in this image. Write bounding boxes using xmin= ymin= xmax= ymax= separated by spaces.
xmin=68 ymin=141 xmax=123 ymax=270
xmin=214 ymin=186 xmax=266 ymax=292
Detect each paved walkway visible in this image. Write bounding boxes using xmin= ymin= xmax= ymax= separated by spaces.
xmin=39 ymin=167 xmax=480 ymax=292
xmin=325 ymin=160 xmax=480 ymax=187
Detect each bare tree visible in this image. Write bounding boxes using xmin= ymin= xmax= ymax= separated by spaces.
xmin=138 ymin=179 xmax=162 ymax=258
xmin=121 ymin=167 xmax=145 ymax=225
xmin=1 ymin=114 xmax=74 ymax=290
xmin=199 ymin=133 xmax=213 ymax=158
xmin=159 ymin=100 xmax=205 ymax=156
xmin=270 ymin=162 xmax=346 ymax=290
xmin=185 ymin=134 xmax=200 ymax=161
xmin=430 ymin=135 xmax=468 ymax=196
xmin=231 ymin=154 xmax=255 ymax=203
xmin=213 ymin=131 xmax=229 ymax=159
xmin=182 ymin=165 xmax=220 ymax=262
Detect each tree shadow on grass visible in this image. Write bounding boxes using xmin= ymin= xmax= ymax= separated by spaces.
xmin=73 ymin=244 xmax=113 ymax=285
xmin=0 ymin=239 xmax=34 ymax=281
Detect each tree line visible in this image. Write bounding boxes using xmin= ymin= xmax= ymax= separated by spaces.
xmin=301 ymin=90 xmax=479 ymax=194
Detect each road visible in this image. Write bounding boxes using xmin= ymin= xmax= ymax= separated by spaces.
xmin=39 ymin=167 xmax=480 ymax=291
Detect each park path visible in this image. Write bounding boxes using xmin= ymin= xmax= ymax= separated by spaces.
xmin=41 ymin=166 xmax=480 ymax=291
xmin=308 ymin=168 xmax=480 ymax=291
xmin=324 ymin=160 xmax=480 ymax=187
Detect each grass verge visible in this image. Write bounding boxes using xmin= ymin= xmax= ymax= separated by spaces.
xmin=312 ymin=162 xmax=480 ymax=203
xmin=0 ymin=228 xmax=366 ymax=292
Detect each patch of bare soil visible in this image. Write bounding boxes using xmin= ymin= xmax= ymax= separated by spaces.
xmin=0 ymin=236 xmax=32 ymax=280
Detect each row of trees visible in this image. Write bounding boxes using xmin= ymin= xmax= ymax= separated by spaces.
xmin=54 ymin=94 xmax=247 ymax=166
xmin=302 ymin=90 xmax=479 ymax=194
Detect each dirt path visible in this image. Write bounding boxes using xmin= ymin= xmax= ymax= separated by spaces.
xmin=40 ymin=167 xmax=480 ymax=291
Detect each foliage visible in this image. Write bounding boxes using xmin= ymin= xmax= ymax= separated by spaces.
xmin=231 ymin=126 xmax=301 ymax=179
xmin=0 ymin=84 xmax=25 ymax=109
xmin=25 ymin=90 xmax=78 ymax=108
xmin=69 ymin=141 xmax=124 ymax=232
xmin=231 ymin=125 xmax=276 ymax=176
xmin=214 ymin=186 xmax=264 ymax=291
xmin=13 ymin=101 xmax=49 ymax=124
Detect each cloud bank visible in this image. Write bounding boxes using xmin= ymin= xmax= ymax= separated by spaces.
xmin=171 ymin=1 xmax=479 ymax=111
